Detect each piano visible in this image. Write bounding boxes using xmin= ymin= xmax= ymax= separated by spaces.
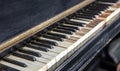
xmin=0 ymin=0 xmax=120 ymax=71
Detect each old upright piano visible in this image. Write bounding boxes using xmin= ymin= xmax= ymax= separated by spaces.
xmin=0 ymin=0 xmax=120 ymax=71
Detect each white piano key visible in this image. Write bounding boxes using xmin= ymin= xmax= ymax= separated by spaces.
xmin=7 ymin=55 xmax=44 ymax=66
xmin=49 ymin=31 xmax=72 ymax=38
xmin=22 ymin=47 xmax=55 ymax=59
xmin=49 ymin=46 xmax=68 ymax=61
xmin=22 ymin=46 xmax=67 ymax=70
xmin=49 ymin=46 xmax=66 ymax=53
xmin=38 ymin=53 xmax=56 ymax=69
xmin=6 ymin=55 xmax=46 ymax=71
xmin=70 ymin=19 xmax=90 ymax=24
xmin=50 ymin=31 xmax=82 ymax=40
xmin=0 ymin=61 xmax=32 ymax=71
xmin=60 ymin=22 xmax=83 ymax=27
xmin=19 ymin=47 xmax=55 ymax=69
xmin=62 ymin=23 xmax=82 ymax=29
xmin=62 ymin=23 xmax=86 ymax=27
xmin=23 ymin=47 xmax=56 ymax=57
xmin=107 ymin=6 xmax=118 ymax=11
xmin=50 ymin=30 xmax=85 ymax=42
xmin=39 ymin=37 xmax=73 ymax=48
xmin=77 ymin=18 xmax=93 ymax=22
xmin=98 ymin=1 xmax=115 ymax=5
xmin=41 ymin=47 xmax=67 ymax=69
xmin=24 ymin=45 xmax=67 ymax=60
xmin=81 ymin=26 xmax=92 ymax=30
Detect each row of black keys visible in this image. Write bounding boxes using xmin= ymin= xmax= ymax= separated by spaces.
xmin=66 ymin=2 xmax=111 ymax=19
xmin=0 ymin=17 xmax=86 ymax=69
xmin=0 ymin=2 xmax=111 ymax=70
xmin=0 ymin=21 xmax=85 ymax=70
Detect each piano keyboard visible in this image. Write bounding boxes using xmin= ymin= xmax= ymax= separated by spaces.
xmin=0 ymin=1 xmax=120 ymax=71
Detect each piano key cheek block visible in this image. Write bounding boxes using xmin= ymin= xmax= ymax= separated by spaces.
xmin=0 ymin=0 xmax=120 ymax=71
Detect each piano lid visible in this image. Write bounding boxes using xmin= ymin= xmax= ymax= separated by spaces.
xmin=0 ymin=0 xmax=85 ymax=44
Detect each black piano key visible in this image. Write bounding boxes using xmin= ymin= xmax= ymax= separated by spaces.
xmin=32 ymin=37 xmax=58 ymax=46
xmin=18 ymin=48 xmax=41 ymax=57
xmin=59 ymin=24 xmax=79 ymax=30
xmin=85 ymin=6 xmax=107 ymax=11
xmin=90 ymin=8 xmax=106 ymax=11
xmin=76 ymin=15 xmax=93 ymax=19
xmin=95 ymin=3 xmax=111 ymax=7
xmin=66 ymin=15 xmax=76 ymax=19
xmin=86 ymin=3 xmax=109 ymax=8
xmin=78 ymin=10 xmax=100 ymax=15
xmin=83 ymin=10 xmax=101 ymax=15
xmin=42 ymin=35 xmax=64 ymax=41
xmin=70 ymin=13 xmax=93 ymax=19
xmin=57 ymin=26 xmax=76 ymax=32
xmin=29 ymin=41 xmax=53 ymax=49
xmin=76 ymin=12 xmax=95 ymax=16
xmin=12 ymin=52 xmax=36 ymax=61
xmin=76 ymin=13 xmax=95 ymax=18
xmin=47 ymin=32 xmax=68 ymax=39
xmin=99 ymin=0 xmax=117 ymax=3
xmin=76 ymin=11 xmax=100 ymax=17
xmin=62 ymin=20 xmax=85 ymax=27
xmin=24 ymin=43 xmax=49 ymax=52
xmin=3 ymin=58 xmax=27 ymax=67
xmin=91 ymin=4 xmax=108 ymax=7
xmin=82 ymin=8 xmax=102 ymax=13
xmin=0 ymin=63 xmax=20 ymax=71
xmin=53 ymin=29 xmax=73 ymax=35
